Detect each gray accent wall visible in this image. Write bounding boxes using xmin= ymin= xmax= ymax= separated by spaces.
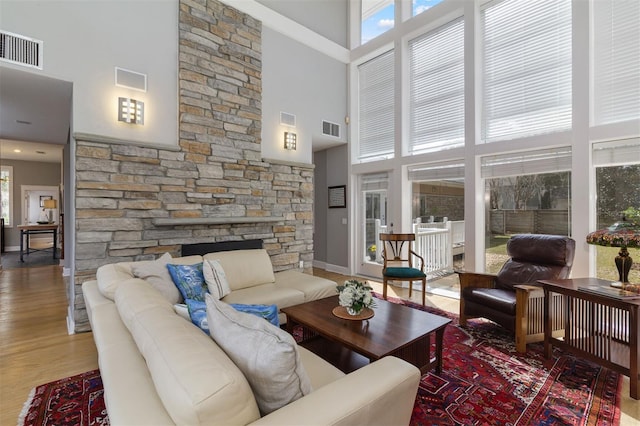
xmin=314 ymin=144 xmax=348 ymax=269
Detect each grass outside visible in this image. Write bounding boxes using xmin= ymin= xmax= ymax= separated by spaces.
xmin=484 ymin=234 xmax=640 ymax=282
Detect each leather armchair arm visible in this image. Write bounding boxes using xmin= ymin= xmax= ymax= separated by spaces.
xmin=455 ymin=271 xmax=497 ymax=290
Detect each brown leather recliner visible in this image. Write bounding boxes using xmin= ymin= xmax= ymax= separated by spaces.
xmin=457 ymin=234 xmax=575 ymax=353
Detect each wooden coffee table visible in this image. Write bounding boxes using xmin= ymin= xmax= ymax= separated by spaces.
xmin=282 ymin=295 xmax=451 ymax=374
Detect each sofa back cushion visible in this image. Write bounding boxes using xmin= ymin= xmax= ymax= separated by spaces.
xmin=97 ymin=255 xmax=203 ymax=301
xmin=115 ymin=280 xmax=260 ymax=425
xmin=204 ymin=249 xmax=275 ymax=291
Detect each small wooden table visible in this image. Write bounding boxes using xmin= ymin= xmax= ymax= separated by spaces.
xmin=17 ymin=223 xmax=58 ymax=263
xmin=282 ymin=295 xmax=451 ymax=374
xmin=540 ymin=278 xmax=639 ymax=400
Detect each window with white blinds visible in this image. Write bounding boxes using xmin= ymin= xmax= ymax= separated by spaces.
xmin=481 ymin=147 xmax=572 ymax=178
xmin=481 ymin=0 xmax=572 ymax=143
xmin=361 ymin=172 xmax=389 ymax=191
xmin=408 ymin=159 xmax=465 ymax=181
xmin=592 ymin=0 xmax=640 ymax=126
xmin=358 ymin=50 xmax=395 ymax=161
xmin=409 ymin=18 xmax=464 ymax=155
xmin=593 ymin=138 xmax=640 ymax=167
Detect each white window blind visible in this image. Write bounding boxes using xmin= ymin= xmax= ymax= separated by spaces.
xmin=409 ymin=18 xmax=465 ymax=155
xmin=408 ymin=159 xmax=465 ymax=181
xmin=358 ymin=50 xmax=395 ymax=161
xmin=361 ymin=172 xmax=389 ymax=191
xmin=592 ymin=0 xmax=640 ymax=126
xmin=593 ymin=138 xmax=640 ymax=167
xmin=481 ymin=147 xmax=572 ymax=178
xmin=481 ymin=0 xmax=572 ymax=143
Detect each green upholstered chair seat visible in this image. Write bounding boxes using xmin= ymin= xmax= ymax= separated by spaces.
xmin=384 ymin=267 xmax=426 ymax=279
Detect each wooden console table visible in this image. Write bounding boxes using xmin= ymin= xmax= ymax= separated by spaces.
xmin=17 ymin=223 xmax=58 ymax=263
xmin=540 ymin=278 xmax=639 ymax=399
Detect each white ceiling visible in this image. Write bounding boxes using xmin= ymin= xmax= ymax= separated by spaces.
xmin=0 ymin=66 xmax=71 ymax=163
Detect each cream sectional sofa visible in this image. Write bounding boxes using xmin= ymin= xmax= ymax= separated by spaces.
xmin=83 ymin=249 xmax=421 ymax=425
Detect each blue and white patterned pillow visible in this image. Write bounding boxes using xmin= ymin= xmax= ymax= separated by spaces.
xmin=230 ymin=303 xmax=279 ymax=328
xmin=185 ymin=299 xmax=209 ymax=334
xmin=167 ymin=263 xmax=207 ymax=301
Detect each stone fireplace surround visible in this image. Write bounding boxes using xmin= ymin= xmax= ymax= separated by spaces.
xmin=71 ymin=0 xmax=314 ymax=332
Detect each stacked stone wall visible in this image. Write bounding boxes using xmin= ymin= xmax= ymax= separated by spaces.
xmin=72 ymin=0 xmax=314 ymax=331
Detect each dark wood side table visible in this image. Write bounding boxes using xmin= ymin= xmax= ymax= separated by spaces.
xmin=17 ymin=223 xmax=58 ymax=262
xmin=539 ymin=277 xmax=639 ymax=400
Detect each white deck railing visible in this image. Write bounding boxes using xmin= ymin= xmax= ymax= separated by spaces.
xmin=372 ymin=219 xmax=464 ymax=275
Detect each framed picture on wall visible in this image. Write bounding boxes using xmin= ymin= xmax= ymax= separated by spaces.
xmin=328 ymin=185 xmax=346 ymax=208
xmin=39 ymin=195 xmax=52 ymax=207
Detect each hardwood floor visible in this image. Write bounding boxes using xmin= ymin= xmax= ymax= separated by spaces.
xmin=1 ymin=265 xmax=637 ymax=424
xmin=0 ymin=265 xmax=98 ymax=425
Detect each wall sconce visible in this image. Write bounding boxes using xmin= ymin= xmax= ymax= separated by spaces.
xmin=284 ymin=132 xmax=297 ymax=150
xmin=118 ymin=97 xmax=144 ymax=125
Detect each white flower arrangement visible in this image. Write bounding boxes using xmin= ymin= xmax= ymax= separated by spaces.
xmin=337 ymin=279 xmax=376 ymax=315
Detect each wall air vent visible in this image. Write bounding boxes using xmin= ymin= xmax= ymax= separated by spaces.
xmin=115 ymin=67 xmax=147 ymax=92
xmin=322 ymin=120 xmax=340 ymax=138
xmin=0 ymin=30 xmax=43 ymax=69
xmin=280 ymin=111 xmax=296 ymax=127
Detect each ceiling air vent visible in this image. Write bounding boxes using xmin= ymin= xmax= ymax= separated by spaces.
xmin=0 ymin=30 xmax=43 ymax=69
xmin=322 ymin=120 xmax=340 ymax=138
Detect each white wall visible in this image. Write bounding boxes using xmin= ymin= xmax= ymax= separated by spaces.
xmin=256 ymin=0 xmax=348 ymax=47
xmin=262 ymin=27 xmax=347 ymax=163
xmin=0 ymin=0 xmax=178 ymax=147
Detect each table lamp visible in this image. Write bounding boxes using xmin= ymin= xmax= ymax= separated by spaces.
xmin=586 ymin=217 xmax=640 ymax=284
xmin=42 ymin=199 xmax=57 ymax=223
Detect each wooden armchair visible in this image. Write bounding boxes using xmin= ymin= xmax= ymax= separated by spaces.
xmin=457 ymin=234 xmax=575 ymax=353
xmin=380 ymin=233 xmax=427 ymax=306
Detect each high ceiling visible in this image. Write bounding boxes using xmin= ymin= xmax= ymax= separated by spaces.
xmin=0 ymin=67 xmax=71 ymax=163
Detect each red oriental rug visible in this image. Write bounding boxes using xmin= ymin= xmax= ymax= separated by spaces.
xmin=19 ymin=295 xmax=621 ymax=426
xmin=18 ymin=369 xmax=108 ymax=426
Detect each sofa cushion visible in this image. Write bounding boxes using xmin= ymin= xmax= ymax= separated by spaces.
xmin=274 ymin=269 xmax=338 ymax=302
xmin=205 ymin=294 xmax=312 ymax=415
xmin=204 ymin=249 xmax=275 ymax=291
xmin=167 ymin=263 xmax=207 ymax=301
xmin=115 ymin=281 xmax=260 ymax=425
xmin=97 ymin=255 xmax=202 ymax=300
xmin=221 ymin=283 xmax=305 ymax=314
xmin=131 ymin=253 xmax=182 ymax=304
xmin=203 ymin=259 xmax=231 ymax=299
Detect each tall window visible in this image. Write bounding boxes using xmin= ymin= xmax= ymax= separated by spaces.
xmin=592 ymin=0 xmax=640 ymax=126
xmin=358 ymin=50 xmax=395 ymax=162
xmin=361 ymin=0 xmax=394 ymax=44
xmin=593 ymin=139 xmax=640 ymax=283
xmin=361 ymin=173 xmax=389 ymax=264
xmin=409 ymin=18 xmax=464 ymax=154
xmin=482 ymin=148 xmax=572 ymax=273
xmin=1 ymin=165 xmax=13 ymax=226
xmin=481 ymin=0 xmax=572 ymax=143
xmin=412 ymin=0 xmax=445 ymax=17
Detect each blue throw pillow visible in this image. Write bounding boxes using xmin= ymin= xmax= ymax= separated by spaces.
xmin=185 ymin=299 xmax=209 ymax=334
xmin=167 ymin=263 xmax=207 ymax=301
xmin=230 ymin=303 xmax=280 ymax=328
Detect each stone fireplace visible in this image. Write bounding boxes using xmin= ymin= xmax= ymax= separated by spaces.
xmin=71 ymin=0 xmax=314 ymax=332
